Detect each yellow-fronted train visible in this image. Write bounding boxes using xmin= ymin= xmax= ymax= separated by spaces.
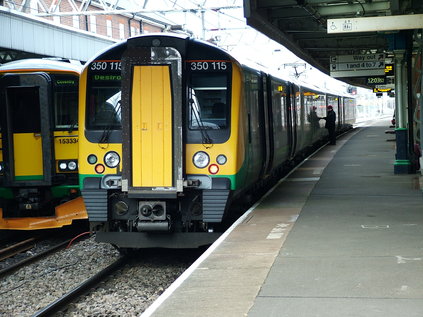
xmin=79 ymin=34 xmax=355 ymax=249
xmin=0 ymin=59 xmax=87 ymax=230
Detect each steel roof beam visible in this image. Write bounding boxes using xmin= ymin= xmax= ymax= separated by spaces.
xmin=316 ymin=2 xmax=391 ymax=16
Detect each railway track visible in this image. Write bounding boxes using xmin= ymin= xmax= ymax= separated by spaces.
xmin=0 ymin=237 xmax=37 ymax=261
xmin=0 ymin=238 xmax=73 ymax=277
xmin=0 ymin=231 xmax=91 ymax=277
xmin=32 ymin=255 xmax=129 ymax=317
xmin=1 ymin=239 xmax=198 ymax=316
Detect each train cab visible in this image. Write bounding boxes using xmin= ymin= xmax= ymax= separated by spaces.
xmin=0 ymin=59 xmax=86 ymax=230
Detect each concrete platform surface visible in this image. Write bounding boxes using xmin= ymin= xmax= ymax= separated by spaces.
xmin=142 ymin=119 xmax=423 ymax=317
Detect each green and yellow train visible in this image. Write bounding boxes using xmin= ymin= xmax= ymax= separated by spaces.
xmin=0 ymin=59 xmax=87 ymax=230
xmin=78 ymin=34 xmax=355 ymax=248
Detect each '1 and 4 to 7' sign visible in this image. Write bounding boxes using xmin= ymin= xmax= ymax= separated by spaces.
xmin=331 ymin=61 xmax=385 ymax=71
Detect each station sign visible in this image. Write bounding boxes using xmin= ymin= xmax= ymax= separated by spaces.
xmin=331 ymin=61 xmax=385 ymax=71
xmin=373 ymin=87 xmax=393 ymax=93
xmin=327 ymin=14 xmax=423 ymax=34
xmin=330 ymin=54 xmax=385 ymax=64
xmin=331 ymin=69 xmax=386 ymax=77
xmin=385 ymin=64 xmax=394 ymax=76
xmin=330 ymin=53 xmax=385 ymax=78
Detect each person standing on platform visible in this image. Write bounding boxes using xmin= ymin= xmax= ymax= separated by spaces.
xmin=321 ymin=105 xmax=336 ymax=145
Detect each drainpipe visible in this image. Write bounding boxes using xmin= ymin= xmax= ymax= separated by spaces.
xmin=128 ymin=14 xmax=135 ymax=37
xmin=406 ymin=31 xmax=416 ymax=173
xmin=394 ymin=49 xmax=411 ymax=173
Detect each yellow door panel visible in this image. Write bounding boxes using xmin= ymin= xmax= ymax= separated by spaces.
xmin=131 ymin=65 xmax=172 ymax=187
xmin=13 ymin=133 xmax=43 ymax=177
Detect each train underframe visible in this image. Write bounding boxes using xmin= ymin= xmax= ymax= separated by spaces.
xmin=85 ymin=184 xmax=231 ymax=249
xmin=1 ymin=185 xmax=78 ymax=218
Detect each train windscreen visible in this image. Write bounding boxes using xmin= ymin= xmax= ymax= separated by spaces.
xmin=86 ymin=61 xmax=122 ymax=131
xmin=86 ymin=88 xmax=121 ymax=130
xmin=189 ymin=73 xmax=229 ymax=130
xmin=54 ymin=75 xmax=79 ymax=130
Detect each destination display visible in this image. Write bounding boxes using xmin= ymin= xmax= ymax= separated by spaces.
xmin=89 ymin=60 xmax=122 ymax=82
xmin=55 ymin=79 xmax=77 ymax=86
xmin=366 ymin=76 xmax=386 ymax=85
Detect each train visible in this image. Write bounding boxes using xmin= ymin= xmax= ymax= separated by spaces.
xmin=78 ymin=34 xmax=356 ymax=249
xmin=0 ymin=59 xmax=87 ymax=230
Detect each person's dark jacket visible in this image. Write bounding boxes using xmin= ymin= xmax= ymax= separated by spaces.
xmin=324 ymin=110 xmax=336 ymax=129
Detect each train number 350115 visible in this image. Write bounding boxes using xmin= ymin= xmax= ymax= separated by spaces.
xmin=190 ymin=61 xmax=227 ymax=71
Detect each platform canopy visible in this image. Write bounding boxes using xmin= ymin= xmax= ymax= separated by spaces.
xmin=244 ymin=0 xmax=423 ymax=87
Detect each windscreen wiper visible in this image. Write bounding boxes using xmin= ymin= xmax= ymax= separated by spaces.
xmin=189 ymin=98 xmax=213 ymax=148
xmin=99 ymin=101 xmax=121 ymax=145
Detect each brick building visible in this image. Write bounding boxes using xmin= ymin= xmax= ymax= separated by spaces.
xmin=2 ymin=0 xmax=167 ymax=40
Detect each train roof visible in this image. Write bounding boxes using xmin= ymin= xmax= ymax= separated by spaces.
xmin=0 ymin=58 xmax=82 ymax=74
xmin=83 ymin=33 xmax=354 ymax=98
xmin=83 ymin=33 xmax=236 ymax=67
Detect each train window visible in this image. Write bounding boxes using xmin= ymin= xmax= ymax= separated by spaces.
xmin=54 ymin=76 xmax=79 ymax=130
xmin=271 ymin=82 xmax=287 ymax=130
xmin=188 ymin=73 xmax=229 ymax=130
xmin=86 ymin=88 xmax=122 ymax=130
xmin=55 ymin=91 xmax=78 ymax=129
xmin=7 ymin=87 xmax=41 ymax=133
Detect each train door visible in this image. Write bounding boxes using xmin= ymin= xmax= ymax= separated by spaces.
xmin=243 ymin=71 xmax=263 ymax=183
xmin=287 ymin=83 xmax=298 ymax=159
xmin=0 ymin=73 xmax=53 ymax=187
xmin=328 ymin=94 xmax=341 ymax=131
xmin=258 ymin=73 xmax=272 ymax=178
xmin=120 ymin=45 xmax=183 ymax=196
xmin=339 ymin=97 xmax=344 ymax=130
xmin=131 ymin=65 xmax=173 ymax=187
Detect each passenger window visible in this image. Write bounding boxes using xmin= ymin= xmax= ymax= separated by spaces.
xmin=7 ymin=87 xmax=41 ymax=133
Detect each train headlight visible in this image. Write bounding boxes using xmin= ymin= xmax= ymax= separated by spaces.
xmin=58 ymin=160 xmax=78 ymax=172
xmin=216 ymin=154 xmax=227 ymax=165
xmin=87 ymin=154 xmax=97 ymax=164
xmin=68 ymin=161 xmax=77 ymax=171
xmin=104 ymin=151 xmax=120 ymax=168
xmin=193 ymin=151 xmax=209 ymax=169
xmin=0 ymin=162 xmax=3 ymax=173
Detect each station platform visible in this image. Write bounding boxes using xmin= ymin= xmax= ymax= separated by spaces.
xmin=142 ymin=118 xmax=423 ymax=317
